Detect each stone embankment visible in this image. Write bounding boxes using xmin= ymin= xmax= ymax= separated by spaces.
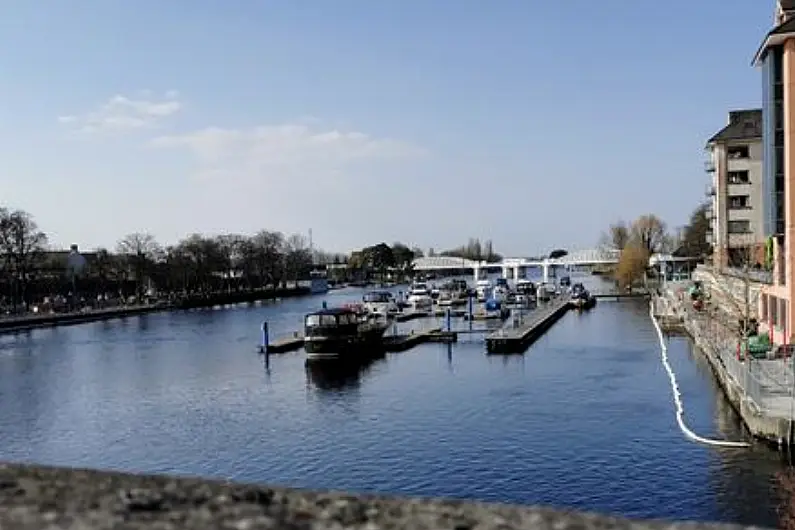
xmin=0 ymin=462 xmax=771 ymax=529
xmin=655 ymin=288 xmax=794 ymax=448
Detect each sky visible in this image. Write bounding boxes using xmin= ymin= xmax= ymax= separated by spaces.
xmin=0 ymin=1 xmax=774 ymax=256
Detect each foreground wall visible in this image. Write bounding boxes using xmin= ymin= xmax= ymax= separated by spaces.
xmin=0 ymin=462 xmax=772 ymax=529
xmin=692 ymin=266 xmax=765 ymax=317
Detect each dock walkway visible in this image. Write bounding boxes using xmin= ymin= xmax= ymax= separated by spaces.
xmin=485 ymin=297 xmax=571 ymax=354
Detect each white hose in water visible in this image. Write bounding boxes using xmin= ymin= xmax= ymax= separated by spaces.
xmin=648 ymin=300 xmax=750 ymax=448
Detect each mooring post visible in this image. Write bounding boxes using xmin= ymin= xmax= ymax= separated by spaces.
xmin=446 ymin=308 xmax=451 ymax=332
xmin=468 ymin=293 xmax=473 ymax=330
xmin=260 ymin=321 xmax=269 ymax=354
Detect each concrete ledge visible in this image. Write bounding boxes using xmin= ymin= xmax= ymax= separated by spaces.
xmin=0 ymin=462 xmax=770 ymax=529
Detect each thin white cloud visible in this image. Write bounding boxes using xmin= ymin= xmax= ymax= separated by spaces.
xmin=58 ymin=92 xmax=182 ymax=133
xmin=151 ymin=123 xmax=427 ymax=182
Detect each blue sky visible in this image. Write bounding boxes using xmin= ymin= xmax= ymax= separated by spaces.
xmin=0 ymin=1 xmax=773 ymax=256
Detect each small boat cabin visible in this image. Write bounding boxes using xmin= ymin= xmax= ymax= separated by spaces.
xmin=305 ymin=308 xmax=361 ymax=334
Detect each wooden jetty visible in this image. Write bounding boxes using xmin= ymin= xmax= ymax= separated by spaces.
xmin=394 ymin=311 xmax=430 ymax=322
xmin=485 ymin=298 xmax=571 ymax=354
xmin=382 ymin=328 xmax=456 ymax=352
xmin=266 ymin=332 xmax=304 ymax=353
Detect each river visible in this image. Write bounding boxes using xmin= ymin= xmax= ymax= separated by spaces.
xmin=0 ymin=276 xmax=790 ymax=527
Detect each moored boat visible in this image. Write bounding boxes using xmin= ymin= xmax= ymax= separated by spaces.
xmin=309 ymin=268 xmax=329 ymax=294
xmin=570 ymin=283 xmax=596 ymax=309
xmin=513 ymin=279 xmax=536 ymax=305
xmin=304 ymin=307 xmax=389 ymax=362
xmin=437 ymin=279 xmax=469 ymax=306
xmin=475 ymin=279 xmax=492 ymax=302
xmin=406 ymin=282 xmax=433 ymax=310
xmin=362 ymin=290 xmax=399 ymax=318
xmin=493 ymin=278 xmax=510 ymax=303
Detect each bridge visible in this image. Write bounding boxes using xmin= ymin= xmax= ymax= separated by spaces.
xmin=412 ymin=248 xmax=620 ymax=283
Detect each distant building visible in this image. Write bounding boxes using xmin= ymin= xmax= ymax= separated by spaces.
xmin=704 ymin=108 xmax=765 ymax=268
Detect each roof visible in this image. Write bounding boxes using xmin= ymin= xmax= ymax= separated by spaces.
xmin=753 ymin=16 xmax=795 ymax=66
xmin=706 ymin=109 xmax=762 ymax=145
xmin=306 ymin=307 xmax=356 ymax=317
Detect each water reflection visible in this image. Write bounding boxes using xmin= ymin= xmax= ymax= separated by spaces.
xmin=305 ymin=356 xmax=385 ymax=392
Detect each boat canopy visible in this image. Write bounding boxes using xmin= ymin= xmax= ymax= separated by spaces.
xmin=305 ymin=308 xmax=359 ymax=327
xmin=364 ymin=291 xmax=393 ymax=303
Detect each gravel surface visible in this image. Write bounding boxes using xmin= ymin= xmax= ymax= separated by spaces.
xmin=0 ymin=462 xmax=772 ymax=529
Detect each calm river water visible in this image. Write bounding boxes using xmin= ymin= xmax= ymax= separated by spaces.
xmin=0 ymin=277 xmax=790 ymax=526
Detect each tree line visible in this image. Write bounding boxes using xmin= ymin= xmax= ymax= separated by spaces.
xmin=0 ymin=206 xmax=344 ymax=311
xmin=602 ymin=203 xmax=712 ymax=289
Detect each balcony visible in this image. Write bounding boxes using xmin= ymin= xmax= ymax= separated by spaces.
xmin=705 ymin=184 xmax=716 ymax=196
xmin=705 ymin=231 xmax=713 ymax=245
xmin=704 ymin=160 xmax=715 ymax=172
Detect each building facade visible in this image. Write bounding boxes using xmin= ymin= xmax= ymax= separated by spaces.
xmin=705 ymin=109 xmax=765 ymax=268
xmin=754 ymin=0 xmax=795 ymax=344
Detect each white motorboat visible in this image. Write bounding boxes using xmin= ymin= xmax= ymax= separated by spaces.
xmin=492 ymin=278 xmax=510 ymax=303
xmin=475 ymin=279 xmax=492 ymax=302
xmin=362 ymin=290 xmax=399 ymax=318
xmin=406 ymin=282 xmax=433 ymax=310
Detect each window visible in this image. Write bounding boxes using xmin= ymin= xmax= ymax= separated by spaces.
xmin=728 ymin=195 xmax=750 ymax=209
xmin=728 ymin=220 xmax=751 ymax=233
xmin=761 ymin=294 xmax=769 ymax=321
xmin=728 ymin=145 xmax=749 ymax=158
xmin=728 ymin=170 xmax=750 ymax=184
xmin=781 ymin=299 xmax=788 ymax=331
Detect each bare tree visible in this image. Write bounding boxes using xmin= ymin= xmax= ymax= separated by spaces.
xmin=630 ymin=214 xmax=667 ymax=255
xmin=0 ymin=209 xmax=47 ymax=308
xmin=600 ymin=220 xmax=631 ymax=251
xmin=284 ymin=234 xmax=312 ymax=284
xmin=116 ymin=233 xmax=161 ymax=301
xmin=248 ymin=230 xmax=285 ymax=288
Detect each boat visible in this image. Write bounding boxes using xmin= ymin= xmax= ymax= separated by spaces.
xmin=309 ymin=269 xmax=329 ymax=294
xmin=437 ymin=279 xmax=469 ymax=306
xmin=429 ymin=284 xmax=441 ymax=300
xmin=514 ymin=279 xmax=537 ymax=305
xmin=493 ymin=278 xmax=511 ymax=303
xmin=436 ymin=290 xmax=454 ymax=306
xmin=362 ymin=290 xmax=399 ymax=318
xmin=536 ymin=282 xmax=554 ymax=302
xmin=406 ymin=282 xmax=433 ymax=310
xmin=475 ymin=279 xmax=492 ymax=302
xmin=304 ymin=307 xmax=389 ymax=362
xmin=570 ymin=283 xmax=596 ymax=309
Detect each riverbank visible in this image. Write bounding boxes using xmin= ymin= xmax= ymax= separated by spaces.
xmin=0 ymin=286 xmax=311 ymax=334
xmin=0 ymin=462 xmax=764 ymax=529
xmin=655 ymin=287 xmax=795 ymax=449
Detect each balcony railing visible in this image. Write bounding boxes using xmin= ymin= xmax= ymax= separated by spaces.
xmin=705 ymin=184 xmax=716 ymax=196
xmin=705 ymin=204 xmax=715 ymax=219
xmin=721 ymin=266 xmax=773 ymax=284
xmin=704 ymin=160 xmax=715 ymax=172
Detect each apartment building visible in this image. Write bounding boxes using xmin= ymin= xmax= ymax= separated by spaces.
xmin=705 ymin=109 xmax=765 ymax=268
xmin=753 ymin=0 xmax=795 ymax=344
